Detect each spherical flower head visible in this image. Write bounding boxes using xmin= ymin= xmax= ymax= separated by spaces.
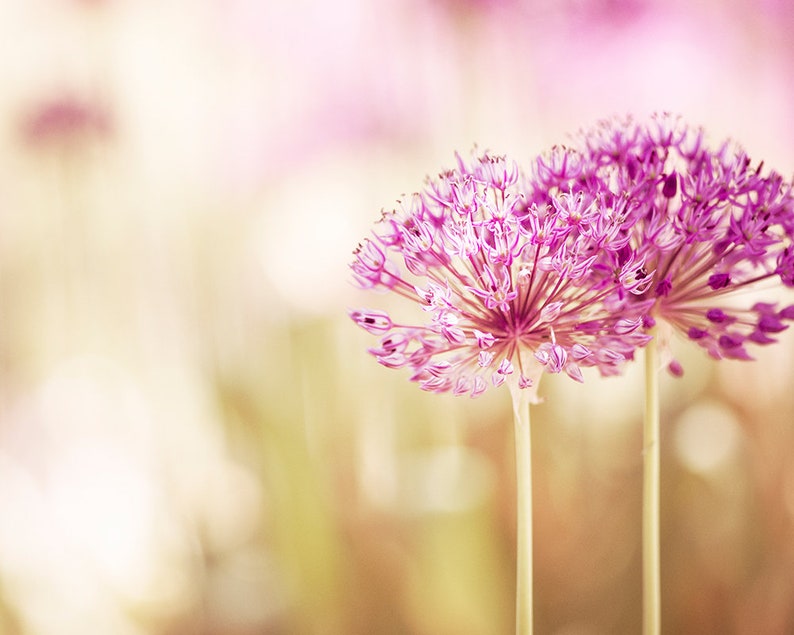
xmin=349 ymin=150 xmax=651 ymax=397
xmin=536 ymin=114 xmax=794 ymax=372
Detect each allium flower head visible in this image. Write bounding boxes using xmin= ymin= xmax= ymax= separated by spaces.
xmin=532 ymin=114 xmax=794 ymax=371
xmin=349 ymin=151 xmax=651 ymax=397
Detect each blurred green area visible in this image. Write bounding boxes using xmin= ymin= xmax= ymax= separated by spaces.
xmin=1 ymin=1 xmax=794 ymax=634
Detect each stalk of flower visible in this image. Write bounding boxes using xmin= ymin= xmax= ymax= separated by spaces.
xmin=349 ymin=150 xmax=651 ymax=635
xmin=532 ymin=114 xmax=794 ymax=635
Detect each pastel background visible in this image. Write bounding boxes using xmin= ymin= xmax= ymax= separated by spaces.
xmin=1 ymin=1 xmax=793 ymax=634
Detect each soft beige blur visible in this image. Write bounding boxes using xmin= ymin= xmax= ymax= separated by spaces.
xmin=1 ymin=1 xmax=793 ymax=634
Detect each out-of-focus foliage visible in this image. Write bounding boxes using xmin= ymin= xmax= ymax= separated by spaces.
xmin=0 ymin=1 xmax=793 ymax=634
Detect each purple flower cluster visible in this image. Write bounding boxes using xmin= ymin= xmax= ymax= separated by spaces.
xmin=535 ymin=114 xmax=794 ymax=371
xmin=350 ymin=115 xmax=794 ymax=395
xmin=350 ymin=151 xmax=651 ymax=397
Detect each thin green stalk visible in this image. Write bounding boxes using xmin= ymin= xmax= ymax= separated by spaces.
xmin=643 ymin=334 xmax=661 ymax=635
xmin=509 ymin=381 xmax=533 ymax=635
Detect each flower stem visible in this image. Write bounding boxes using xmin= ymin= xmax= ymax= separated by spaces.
xmin=643 ymin=333 xmax=661 ymax=635
xmin=509 ymin=382 xmax=533 ymax=635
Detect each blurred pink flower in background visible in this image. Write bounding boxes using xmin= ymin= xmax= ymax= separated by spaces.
xmin=20 ymin=95 xmax=111 ymax=147
xmin=211 ymin=0 xmax=463 ymax=183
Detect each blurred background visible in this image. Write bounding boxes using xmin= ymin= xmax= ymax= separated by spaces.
xmin=1 ymin=0 xmax=794 ymax=633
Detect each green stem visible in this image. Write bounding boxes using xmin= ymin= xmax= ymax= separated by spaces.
xmin=643 ymin=334 xmax=661 ymax=635
xmin=509 ymin=382 xmax=533 ymax=635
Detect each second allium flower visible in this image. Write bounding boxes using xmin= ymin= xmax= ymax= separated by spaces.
xmin=530 ymin=115 xmax=794 ymax=373
xmin=350 ymin=151 xmax=650 ymax=397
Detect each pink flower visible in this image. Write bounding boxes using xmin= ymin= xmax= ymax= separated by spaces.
xmin=534 ymin=114 xmax=794 ymax=372
xmin=21 ymin=96 xmax=112 ymax=147
xmin=349 ymin=151 xmax=650 ymax=397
